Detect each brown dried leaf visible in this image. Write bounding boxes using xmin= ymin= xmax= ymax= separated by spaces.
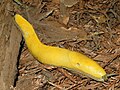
xmin=39 ymin=9 xmax=54 ymax=21
xmin=62 ymin=15 xmax=69 ymax=25
xmin=61 ymin=0 xmax=79 ymax=7
xmin=59 ymin=0 xmax=79 ymax=24
xmin=90 ymin=14 xmax=108 ymax=24
xmin=52 ymin=0 xmax=60 ymax=4
xmin=37 ymin=20 xmax=87 ymax=43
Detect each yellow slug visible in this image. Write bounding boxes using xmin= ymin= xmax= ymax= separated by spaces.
xmin=14 ymin=14 xmax=107 ymax=81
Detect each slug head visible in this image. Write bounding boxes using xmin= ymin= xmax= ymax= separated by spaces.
xmin=68 ymin=51 xmax=107 ymax=81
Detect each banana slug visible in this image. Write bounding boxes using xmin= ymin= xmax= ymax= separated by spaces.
xmin=14 ymin=14 xmax=107 ymax=81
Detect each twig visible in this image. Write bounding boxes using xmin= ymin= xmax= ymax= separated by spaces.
xmin=48 ymin=81 xmax=65 ymax=90
xmin=57 ymin=68 xmax=76 ymax=83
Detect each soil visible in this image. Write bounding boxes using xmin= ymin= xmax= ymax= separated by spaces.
xmin=10 ymin=0 xmax=120 ymax=90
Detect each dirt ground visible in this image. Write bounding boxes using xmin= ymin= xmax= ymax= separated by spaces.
xmin=12 ymin=0 xmax=120 ymax=90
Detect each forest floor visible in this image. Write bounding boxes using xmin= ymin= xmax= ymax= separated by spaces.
xmin=12 ymin=0 xmax=120 ymax=90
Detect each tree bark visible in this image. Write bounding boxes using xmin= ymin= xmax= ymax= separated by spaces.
xmin=0 ymin=0 xmax=22 ymax=90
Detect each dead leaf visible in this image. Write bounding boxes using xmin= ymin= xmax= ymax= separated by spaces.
xmin=62 ymin=15 xmax=69 ymax=25
xmin=36 ymin=20 xmax=87 ymax=43
xmin=39 ymin=9 xmax=54 ymax=21
xmin=61 ymin=0 xmax=79 ymax=7
xmin=59 ymin=0 xmax=79 ymax=25
xmin=52 ymin=0 xmax=60 ymax=4
xmin=90 ymin=14 xmax=108 ymax=24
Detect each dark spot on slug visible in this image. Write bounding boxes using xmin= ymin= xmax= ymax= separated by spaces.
xmin=76 ymin=63 xmax=80 ymax=66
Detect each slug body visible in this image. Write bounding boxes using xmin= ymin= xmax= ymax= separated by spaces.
xmin=15 ymin=14 xmax=107 ymax=81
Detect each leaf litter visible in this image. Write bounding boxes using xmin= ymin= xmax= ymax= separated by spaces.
xmin=13 ymin=0 xmax=120 ymax=90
